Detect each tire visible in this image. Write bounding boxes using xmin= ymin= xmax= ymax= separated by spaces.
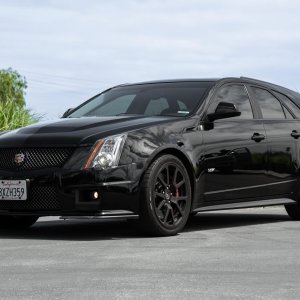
xmin=0 ymin=216 xmax=39 ymax=229
xmin=139 ymin=155 xmax=192 ymax=236
xmin=285 ymin=204 xmax=300 ymax=220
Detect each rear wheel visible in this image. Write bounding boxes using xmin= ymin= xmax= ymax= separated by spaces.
xmin=0 ymin=216 xmax=39 ymax=229
xmin=139 ymin=155 xmax=192 ymax=236
xmin=285 ymin=204 xmax=300 ymax=220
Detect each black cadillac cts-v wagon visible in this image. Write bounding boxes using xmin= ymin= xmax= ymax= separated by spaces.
xmin=1 ymin=77 xmax=300 ymax=236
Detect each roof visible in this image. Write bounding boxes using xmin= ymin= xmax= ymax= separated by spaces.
xmin=118 ymin=77 xmax=294 ymax=92
xmin=116 ymin=78 xmax=220 ymax=87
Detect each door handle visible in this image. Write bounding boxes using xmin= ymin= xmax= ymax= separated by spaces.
xmin=291 ymin=130 xmax=300 ymax=139
xmin=251 ymin=132 xmax=265 ymax=142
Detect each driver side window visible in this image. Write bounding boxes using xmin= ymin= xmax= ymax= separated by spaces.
xmin=208 ymin=85 xmax=253 ymax=119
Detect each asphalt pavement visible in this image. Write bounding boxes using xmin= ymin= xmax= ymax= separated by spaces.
xmin=0 ymin=206 xmax=300 ymax=299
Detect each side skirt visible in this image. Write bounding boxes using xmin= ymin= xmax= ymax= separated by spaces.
xmin=192 ymin=198 xmax=296 ymax=213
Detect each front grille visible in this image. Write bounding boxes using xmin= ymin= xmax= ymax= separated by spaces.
xmin=0 ymin=147 xmax=74 ymax=170
xmin=0 ymin=184 xmax=62 ymax=211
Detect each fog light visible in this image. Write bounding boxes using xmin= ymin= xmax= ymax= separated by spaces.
xmin=91 ymin=191 xmax=99 ymax=200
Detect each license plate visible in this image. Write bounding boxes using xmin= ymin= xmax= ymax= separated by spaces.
xmin=0 ymin=180 xmax=27 ymax=201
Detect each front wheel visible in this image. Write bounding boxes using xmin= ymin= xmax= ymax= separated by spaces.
xmin=0 ymin=216 xmax=39 ymax=229
xmin=139 ymin=155 xmax=192 ymax=236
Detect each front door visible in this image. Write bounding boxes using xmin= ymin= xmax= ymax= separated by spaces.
xmin=202 ymin=84 xmax=269 ymax=202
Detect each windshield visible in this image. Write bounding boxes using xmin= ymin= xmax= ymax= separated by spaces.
xmin=67 ymin=82 xmax=213 ymax=118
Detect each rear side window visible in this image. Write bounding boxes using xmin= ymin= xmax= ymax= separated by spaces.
xmin=208 ymin=84 xmax=253 ymax=119
xmin=273 ymin=91 xmax=300 ymax=119
xmin=251 ymin=87 xmax=285 ymax=119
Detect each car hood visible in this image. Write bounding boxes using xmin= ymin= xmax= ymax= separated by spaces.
xmin=0 ymin=116 xmax=179 ymax=147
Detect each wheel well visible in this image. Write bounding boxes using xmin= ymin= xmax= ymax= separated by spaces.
xmin=141 ymin=148 xmax=195 ymax=207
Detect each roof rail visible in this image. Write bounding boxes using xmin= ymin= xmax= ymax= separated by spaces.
xmin=240 ymin=76 xmax=273 ymax=85
xmin=240 ymin=76 xmax=300 ymax=95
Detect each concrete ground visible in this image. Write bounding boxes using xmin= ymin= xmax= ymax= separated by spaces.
xmin=0 ymin=206 xmax=299 ymax=299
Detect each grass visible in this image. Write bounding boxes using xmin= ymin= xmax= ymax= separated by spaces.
xmin=0 ymin=100 xmax=40 ymax=131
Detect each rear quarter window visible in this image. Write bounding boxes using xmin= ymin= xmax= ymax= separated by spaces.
xmin=272 ymin=91 xmax=300 ymax=119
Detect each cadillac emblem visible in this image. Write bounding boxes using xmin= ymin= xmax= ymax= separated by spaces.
xmin=14 ymin=153 xmax=26 ymax=166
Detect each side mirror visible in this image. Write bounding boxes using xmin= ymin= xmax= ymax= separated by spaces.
xmin=206 ymin=102 xmax=241 ymax=122
xmin=62 ymin=108 xmax=74 ymax=118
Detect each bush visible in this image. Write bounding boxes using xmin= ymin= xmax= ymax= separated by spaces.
xmin=0 ymin=101 xmax=40 ymax=131
xmin=0 ymin=68 xmax=27 ymax=107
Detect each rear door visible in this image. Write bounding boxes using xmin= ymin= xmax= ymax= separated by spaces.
xmin=202 ymin=83 xmax=269 ymax=202
xmin=247 ymin=86 xmax=297 ymax=197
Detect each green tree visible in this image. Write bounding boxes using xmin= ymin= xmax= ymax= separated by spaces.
xmin=0 ymin=68 xmax=27 ymax=107
xmin=0 ymin=68 xmax=40 ymax=130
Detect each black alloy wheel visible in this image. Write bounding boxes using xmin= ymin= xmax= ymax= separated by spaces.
xmin=139 ymin=155 xmax=192 ymax=236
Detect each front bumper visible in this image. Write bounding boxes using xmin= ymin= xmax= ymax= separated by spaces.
xmin=0 ymin=163 xmax=140 ymax=217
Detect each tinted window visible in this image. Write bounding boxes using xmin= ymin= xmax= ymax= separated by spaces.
xmin=252 ymin=87 xmax=285 ymax=119
xmin=282 ymin=106 xmax=294 ymax=119
xmin=144 ymin=98 xmax=169 ymax=115
xmin=68 ymin=82 xmax=213 ymax=118
xmin=208 ymin=84 xmax=253 ymax=119
xmin=178 ymin=100 xmax=188 ymax=111
xmin=87 ymin=95 xmax=135 ymax=116
xmin=273 ymin=91 xmax=300 ymax=119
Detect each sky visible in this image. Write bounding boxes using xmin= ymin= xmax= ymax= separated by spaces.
xmin=1 ymin=0 xmax=300 ymax=120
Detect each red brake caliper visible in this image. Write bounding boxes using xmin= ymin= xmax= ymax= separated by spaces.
xmin=176 ymin=188 xmax=179 ymax=199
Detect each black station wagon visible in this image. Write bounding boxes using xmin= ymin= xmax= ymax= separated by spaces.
xmin=1 ymin=77 xmax=300 ymax=236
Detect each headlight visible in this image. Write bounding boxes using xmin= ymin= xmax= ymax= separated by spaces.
xmin=85 ymin=134 xmax=127 ymax=169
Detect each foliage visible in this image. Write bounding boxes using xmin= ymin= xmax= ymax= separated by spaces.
xmin=0 ymin=100 xmax=40 ymax=131
xmin=0 ymin=68 xmax=27 ymax=107
xmin=0 ymin=68 xmax=40 ymax=130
